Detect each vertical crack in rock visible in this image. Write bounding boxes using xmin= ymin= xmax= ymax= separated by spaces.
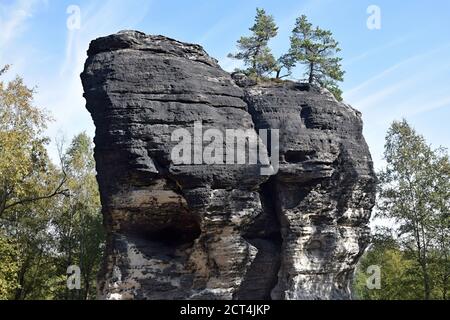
xmin=236 ymin=177 xmax=283 ymax=300
xmin=81 ymin=31 xmax=376 ymax=300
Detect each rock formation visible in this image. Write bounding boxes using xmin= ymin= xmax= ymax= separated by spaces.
xmin=81 ymin=30 xmax=376 ymax=300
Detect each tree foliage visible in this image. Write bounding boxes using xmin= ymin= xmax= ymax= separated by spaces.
xmin=289 ymin=15 xmax=345 ymax=100
xmin=0 ymin=65 xmax=66 ymax=219
xmin=54 ymin=132 xmax=104 ymax=300
xmin=0 ymin=235 xmax=19 ymax=299
xmin=354 ymin=229 xmax=424 ymax=300
xmin=355 ymin=120 xmax=450 ymax=300
xmin=228 ymin=8 xmax=278 ymax=78
xmin=228 ymin=10 xmax=345 ymax=100
xmin=0 ymin=66 xmax=104 ymax=300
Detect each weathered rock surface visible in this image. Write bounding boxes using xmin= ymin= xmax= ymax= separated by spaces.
xmin=81 ymin=30 xmax=376 ymax=300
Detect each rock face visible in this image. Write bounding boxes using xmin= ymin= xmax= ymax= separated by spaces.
xmin=81 ymin=30 xmax=376 ymax=300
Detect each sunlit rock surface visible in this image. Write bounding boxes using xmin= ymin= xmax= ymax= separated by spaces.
xmin=81 ymin=30 xmax=376 ymax=300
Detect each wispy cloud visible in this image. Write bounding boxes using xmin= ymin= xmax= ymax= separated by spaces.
xmin=391 ymin=93 xmax=450 ymax=119
xmin=0 ymin=0 xmax=46 ymax=61
xmin=61 ymin=0 xmax=152 ymax=77
xmin=344 ymin=45 xmax=450 ymax=103
xmin=0 ymin=0 xmax=35 ymax=46
xmin=343 ymin=36 xmax=410 ymax=68
xmin=354 ymin=76 xmax=419 ymax=110
xmin=344 ymin=56 xmax=416 ymax=100
xmin=38 ymin=0 xmax=153 ymax=161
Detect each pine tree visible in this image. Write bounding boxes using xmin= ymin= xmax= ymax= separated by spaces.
xmin=289 ymin=15 xmax=345 ymax=100
xmin=228 ymin=8 xmax=278 ymax=78
xmin=273 ymin=53 xmax=296 ymax=80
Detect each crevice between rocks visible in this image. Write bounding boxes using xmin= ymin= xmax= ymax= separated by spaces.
xmin=232 ymin=84 xmax=284 ymax=300
xmin=236 ymin=177 xmax=282 ymax=300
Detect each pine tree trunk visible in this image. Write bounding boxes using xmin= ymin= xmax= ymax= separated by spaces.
xmin=308 ymin=63 xmax=314 ymax=84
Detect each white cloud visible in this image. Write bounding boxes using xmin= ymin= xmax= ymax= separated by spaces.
xmin=342 ymin=43 xmax=450 ymax=184
xmin=0 ymin=0 xmax=46 ymax=63
xmin=38 ymin=0 xmax=153 ymax=161
xmin=344 ymin=44 xmax=450 ymax=103
xmin=344 ymin=58 xmax=413 ymax=100
xmin=354 ymin=80 xmax=413 ymax=110
xmin=391 ymin=94 xmax=450 ymax=119
xmin=343 ymin=36 xmax=410 ymax=68
xmin=0 ymin=0 xmax=32 ymax=46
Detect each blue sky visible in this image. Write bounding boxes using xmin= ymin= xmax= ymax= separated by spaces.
xmin=1 ymin=0 xmax=449 ymax=169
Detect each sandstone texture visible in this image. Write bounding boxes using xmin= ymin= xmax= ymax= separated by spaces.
xmin=81 ymin=30 xmax=376 ymax=300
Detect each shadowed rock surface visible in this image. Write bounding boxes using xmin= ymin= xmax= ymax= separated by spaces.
xmin=81 ymin=30 xmax=376 ymax=300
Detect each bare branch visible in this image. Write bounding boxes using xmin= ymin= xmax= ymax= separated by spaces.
xmin=3 ymin=173 xmax=69 ymax=213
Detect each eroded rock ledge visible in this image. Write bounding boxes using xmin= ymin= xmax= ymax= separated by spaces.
xmin=81 ymin=30 xmax=376 ymax=300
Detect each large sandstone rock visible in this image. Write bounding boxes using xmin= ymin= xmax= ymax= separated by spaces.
xmin=81 ymin=30 xmax=376 ymax=300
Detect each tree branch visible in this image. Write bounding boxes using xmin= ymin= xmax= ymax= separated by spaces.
xmin=3 ymin=173 xmax=68 ymax=213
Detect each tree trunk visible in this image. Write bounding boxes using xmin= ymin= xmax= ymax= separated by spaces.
xmin=0 ymin=185 xmax=9 ymax=218
xmin=84 ymin=273 xmax=90 ymax=300
xmin=423 ymin=265 xmax=431 ymax=299
xmin=442 ymin=249 xmax=449 ymax=300
xmin=275 ymin=69 xmax=281 ymax=79
xmin=14 ymin=256 xmax=31 ymax=300
xmin=308 ymin=62 xmax=314 ymax=84
xmin=252 ymin=46 xmax=261 ymax=77
xmin=419 ymin=249 xmax=431 ymax=299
